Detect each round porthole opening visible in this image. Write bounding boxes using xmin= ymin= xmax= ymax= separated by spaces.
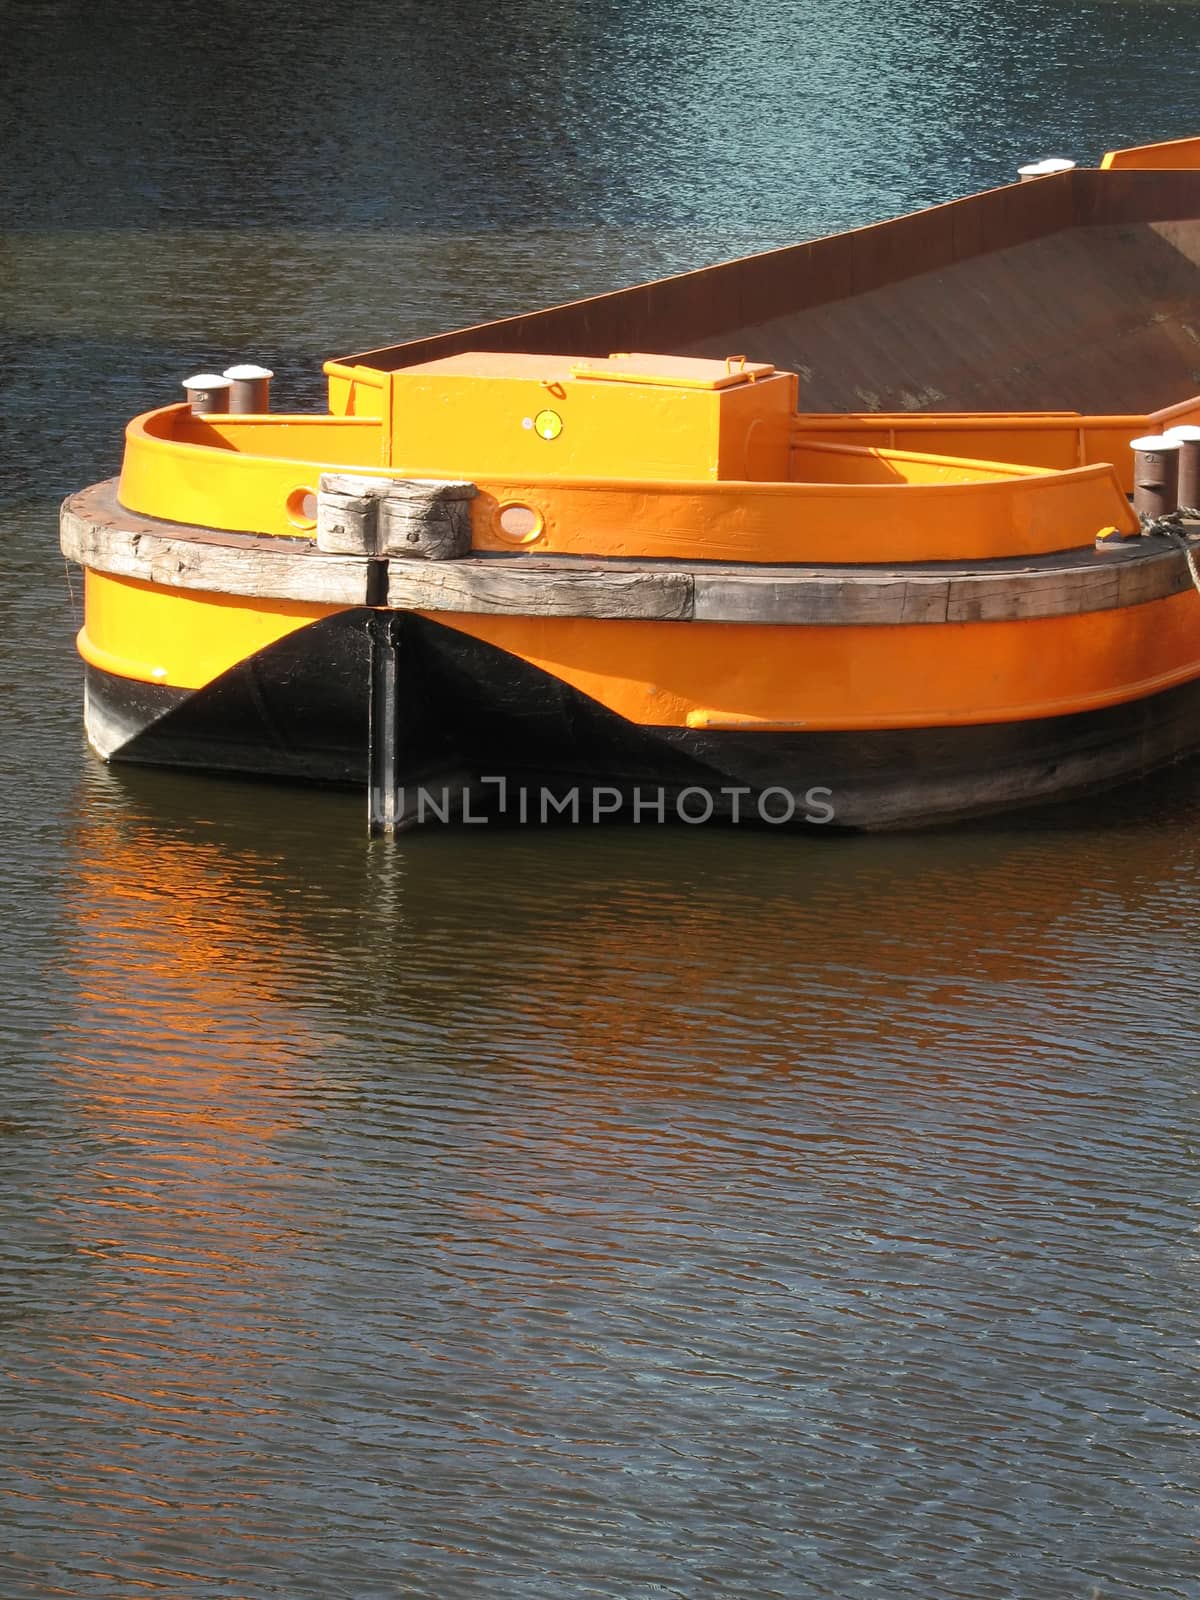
xmin=496 ymin=503 xmax=544 ymax=544
xmin=286 ymin=487 xmax=318 ymax=528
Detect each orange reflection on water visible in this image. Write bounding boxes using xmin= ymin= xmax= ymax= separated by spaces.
xmin=10 ymin=802 xmax=360 ymax=1596
xmin=50 ymin=808 xmax=341 ymax=1395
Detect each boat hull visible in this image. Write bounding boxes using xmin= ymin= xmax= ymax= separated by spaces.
xmin=80 ymin=606 xmax=1200 ymax=830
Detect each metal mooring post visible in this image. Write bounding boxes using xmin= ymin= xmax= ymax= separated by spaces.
xmin=367 ymin=613 xmax=402 ymax=836
xmin=1130 ymin=434 xmax=1181 ymax=520
xmin=1166 ymin=424 xmax=1200 ymax=509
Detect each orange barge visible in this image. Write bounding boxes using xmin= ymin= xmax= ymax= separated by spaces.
xmin=60 ymin=134 xmax=1200 ymax=829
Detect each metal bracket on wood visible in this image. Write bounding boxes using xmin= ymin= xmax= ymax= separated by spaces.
xmin=367 ymin=611 xmax=404 ymax=836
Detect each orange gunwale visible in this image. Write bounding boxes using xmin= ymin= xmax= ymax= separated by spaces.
xmin=118 ymin=401 xmax=1142 ymax=564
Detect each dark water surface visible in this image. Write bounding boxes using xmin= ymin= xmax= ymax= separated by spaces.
xmin=3 ymin=3 xmax=1200 ymax=1596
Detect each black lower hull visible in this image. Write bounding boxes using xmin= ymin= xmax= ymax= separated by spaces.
xmin=83 ymin=608 xmax=1200 ymax=829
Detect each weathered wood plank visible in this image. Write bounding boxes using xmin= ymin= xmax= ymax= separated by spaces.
xmin=1116 ymin=548 xmax=1195 ymax=608
xmin=387 ymin=560 xmax=695 ymax=619
xmin=384 ymin=479 xmax=477 ymax=503
xmin=379 ymin=494 xmax=473 ymax=560
xmin=945 ymin=545 xmax=1189 ymax=621
xmin=61 ymin=498 xmax=378 ymax=607
xmin=694 ymin=545 xmax=1190 ymax=625
xmin=62 ymin=478 xmax=1196 ymax=626
xmin=316 ymin=473 xmax=478 ymax=557
xmin=693 ymin=572 xmax=952 ymax=625
xmin=316 ymin=488 xmax=379 ymax=555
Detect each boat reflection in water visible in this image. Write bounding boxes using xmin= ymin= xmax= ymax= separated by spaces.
xmin=10 ymin=750 xmax=1195 ymax=1594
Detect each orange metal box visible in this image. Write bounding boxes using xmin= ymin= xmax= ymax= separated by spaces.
xmin=383 ymin=351 xmax=797 ymax=482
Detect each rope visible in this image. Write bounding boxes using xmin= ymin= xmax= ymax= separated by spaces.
xmin=1138 ymin=507 xmax=1200 ymax=596
xmin=1137 ymin=507 xmax=1200 ymax=534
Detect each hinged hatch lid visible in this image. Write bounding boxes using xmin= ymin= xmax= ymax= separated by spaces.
xmin=569 ymin=352 xmax=776 ymax=390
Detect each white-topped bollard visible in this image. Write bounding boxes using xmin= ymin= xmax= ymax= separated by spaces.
xmin=223 ymin=363 xmax=274 ymax=414
xmin=1017 ymin=157 xmax=1077 ymax=182
xmin=182 ymin=373 xmax=232 ymax=415
xmin=1130 ymin=434 xmax=1182 ymax=520
xmin=1165 ymin=424 xmax=1200 ymax=511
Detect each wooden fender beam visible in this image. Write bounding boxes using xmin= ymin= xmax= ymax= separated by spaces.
xmin=386 ymin=560 xmax=693 ymax=619
xmin=61 ymin=480 xmax=383 ymax=608
xmin=61 ymin=479 xmax=1196 ymax=626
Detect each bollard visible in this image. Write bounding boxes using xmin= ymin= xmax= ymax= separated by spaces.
xmin=182 ymin=373 xmax=231 ymax=414
xmin=1130 ymin=434 xmax=1181 ymax=520
xmin=1017 ymin=157 xmax=1077 ymax=182
xmin=223 ymin=363 xmax=274 ymax=414
xmin=1165 ymin=424 xmax=1200 ymax=511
